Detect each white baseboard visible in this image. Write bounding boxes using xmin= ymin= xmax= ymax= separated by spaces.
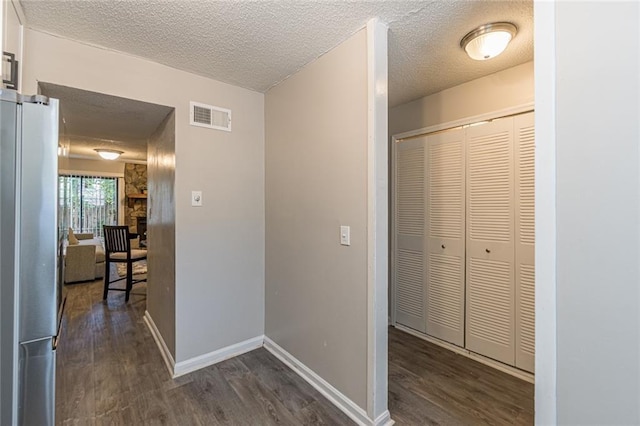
xmin=144 ymin=311 xmax=265 ymax=380
xmin=142 ymin=320 xmax=393 ymax=424
xmin=374 ymin=411 xmax=395 ymax=426
xmin=263 ymin=336 xmax=392 ymax=426
xmin=143 ymin=310 xmax=175 ymax=377
xmin=394 ymin=324 xmax=535 ymax=384
xmin=173 ymin=335 xmax=264 ymax=378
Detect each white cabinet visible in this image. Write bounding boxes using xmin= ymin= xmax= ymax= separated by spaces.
xmin=393 ymin=111 xmax=535 ymax=373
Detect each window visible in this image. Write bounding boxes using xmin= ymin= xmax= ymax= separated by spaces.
xmin=59 ymin=175 xmax=118 ymax=239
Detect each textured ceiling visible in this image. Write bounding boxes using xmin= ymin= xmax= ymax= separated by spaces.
xmin=20 ymin=0 xmax=533 ymax=108
xmin=25 ymin=1 xmax=533 ymax=162
xmin=39 ymin=83 xmax=173 ymax=162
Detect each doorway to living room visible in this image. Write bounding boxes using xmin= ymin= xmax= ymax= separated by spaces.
xmin=38 ymin=82 xmax=177 ymax=420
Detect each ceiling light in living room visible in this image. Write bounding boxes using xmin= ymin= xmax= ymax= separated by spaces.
xmin=461 ymin=22 xmax=517 ymax=61
xmin=95 ymin=149 xmax=123 ymax=160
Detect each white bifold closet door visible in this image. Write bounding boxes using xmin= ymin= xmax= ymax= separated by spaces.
xmin=394 ymin=136 xmax=427 ymax=332
xmin=515 ymin=112 xmax=535 ymax=373
xmin=425 ymin=129 xmax=466 ymax=346
xmin=465 ymin=118 xmax=515 ymax=365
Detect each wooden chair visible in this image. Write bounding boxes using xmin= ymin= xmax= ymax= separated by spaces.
xmin=103 ymin=225 xmax=147 ymax=302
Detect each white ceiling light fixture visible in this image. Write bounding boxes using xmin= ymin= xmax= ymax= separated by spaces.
xmin=461 ymin=22 xmax=517 ymax=61
xmin=95 ymin=149 xmax=123 ymax=160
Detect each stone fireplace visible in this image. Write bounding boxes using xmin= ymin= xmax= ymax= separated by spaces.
xmin=136 ymin=216 xmax=147 ymax=241
xmin=124 ymin=163 xmax=147 ymax=235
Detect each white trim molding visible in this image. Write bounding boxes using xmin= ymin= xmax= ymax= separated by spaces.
xmin=144 ymin=311 xmax=264 ymax=380
xmin=144 ymin=311 xmax=175 ymax=377
xmin=264 ymin=337 xmax=393 ymax=426
xmin=392 ymin=102 xmax=535 ymax=142
xmin=534 ymin=0 xmax=557 ymax=423
xmin=173 ymin=335 xmax=264 ymax=378
xmin=366 ymin=17 xmax=391 ymax=425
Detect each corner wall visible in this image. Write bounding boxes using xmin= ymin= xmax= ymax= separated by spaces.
xmin=22 ymin=29 xmax=265 ymax=363
xmin=265 ymin=28 xmax=369 ymax=409
xmin=147 ymin=111 xmax=176 ymax=356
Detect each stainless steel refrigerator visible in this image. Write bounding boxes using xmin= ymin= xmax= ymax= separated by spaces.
xmin=0 ymin=89 xmax=61 ymax=425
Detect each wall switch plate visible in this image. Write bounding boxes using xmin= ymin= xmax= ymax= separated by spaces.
xmin=191 ymin=191 xmax=203 ymax=207
xmin=340 ymin=225 xmax=350 ymax=246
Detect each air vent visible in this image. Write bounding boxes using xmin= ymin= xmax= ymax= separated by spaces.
xmin=189 ymin=101 xmax=232 ymax=132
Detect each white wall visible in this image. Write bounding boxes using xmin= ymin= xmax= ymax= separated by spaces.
xmin=552 ymin=2 xmax=639 ymax=424
xmin=23 ymin=29 xmax=265 ymax=363
xmin=58 ymin=157 xmax=125 ymax=176
xmin=265 ymin=28 xmax=369 ymax=409
xmin=389 ymin=61 xmax=533 ymax=137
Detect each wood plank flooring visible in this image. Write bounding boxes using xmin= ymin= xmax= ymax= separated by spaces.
xmin=57 ymin=279 xmax=533 ymax=425
xmin=388 ymin=326 xmax=534 ymax=425
xmin=56 ymin=280 xmax=352 ymax=425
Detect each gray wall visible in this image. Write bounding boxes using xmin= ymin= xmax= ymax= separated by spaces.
xmin=265 ymin=28 xmax=369 ymax=408
xmin=389 ymin=61 xmax=533 ymax=137
xmin=147 ymin=111 xmax=176 ymax=357
xmin=23 ymin=29 xmax=265 ymax=363
xmin=555 ymin=2 xmax=639 ymax=424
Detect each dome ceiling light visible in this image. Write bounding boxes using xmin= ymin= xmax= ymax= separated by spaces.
xmin=95 ymin=149 xmax=123 ymax=160
xmin=461 ymin=22 xmax=517 ymax=61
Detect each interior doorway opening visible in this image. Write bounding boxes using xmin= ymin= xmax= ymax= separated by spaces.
xmin=37 ymin=82 xmax=176 ymax=422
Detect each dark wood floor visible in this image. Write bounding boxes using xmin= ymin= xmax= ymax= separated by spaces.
xmin=56 ymin=280 xmax=352 ymax=425
xmin=57 ymin=279 xmax=533 ymax=425
xmin=388 ymin=326 xmax=534 ymax=425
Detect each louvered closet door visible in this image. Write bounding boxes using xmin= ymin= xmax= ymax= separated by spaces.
xmin=515 ymin=112 xmax=535 ymax=372
xmin=465 ymin=118 xmax=515 ymax=365
xmin=425 ymin=129 xmax=465 ymax=346
xmin=394 ymin=137 xmax=427 ymax=332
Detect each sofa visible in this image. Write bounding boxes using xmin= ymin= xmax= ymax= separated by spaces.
xmin=64 ymin=232 xmax=105 ymax=283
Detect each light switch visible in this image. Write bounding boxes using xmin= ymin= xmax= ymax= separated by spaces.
xmin=191 ymin=191 xmax=203 ymax=207
xmin=340 ymin=225 xmax=350 ymax=246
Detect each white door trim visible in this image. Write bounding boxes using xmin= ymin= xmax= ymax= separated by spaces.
xmin=533 ymin=1 xmax=557 ymax=423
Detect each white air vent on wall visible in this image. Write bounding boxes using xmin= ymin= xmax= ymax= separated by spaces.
xmin=189 ymin=101 xmax=232 ymax=132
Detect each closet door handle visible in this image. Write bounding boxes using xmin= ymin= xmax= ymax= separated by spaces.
xmin=441 ymin=244 xmax=445 ymax=249
xmin=485 ymin=248 xmax=491 ymax=254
